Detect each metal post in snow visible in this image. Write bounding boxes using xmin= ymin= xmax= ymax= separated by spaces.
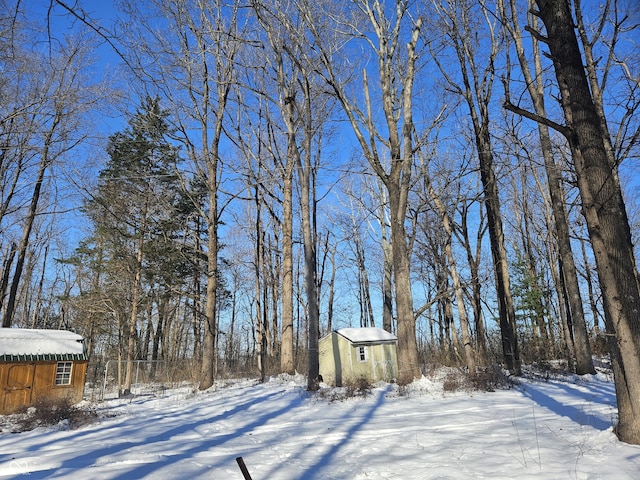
xmin=236 ymin=457 xmax=253 ymax=480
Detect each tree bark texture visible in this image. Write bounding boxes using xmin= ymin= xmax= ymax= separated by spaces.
xmin=274 ymin=85 xmax=297 ymax=374
xmin=200 ymin=148 xmax=220 ymax=391
xmin=280 ymin=161 xmax=295 ymax=374
xmin=536 ymin=0 xmax=640 ymax=444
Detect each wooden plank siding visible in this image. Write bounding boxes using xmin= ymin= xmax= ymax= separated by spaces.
xmin=0 ymin=360 xmax=87 ymax=414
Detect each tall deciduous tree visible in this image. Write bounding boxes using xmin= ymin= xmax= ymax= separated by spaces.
xmin=532 ymin=0 xmax=640 ymax=444
xmin=430 ymin=0 xmax=521 ymax=374
xmin=252 ymin=0 xmax=334 ymax=388
xmin=305 ymin=0 xmax=434 ymax=384
xmin=417 ymin=148 xmax=477 ymax=375
xmin=502 ymin=0 xmax=595 ymax=374
xmin=251 ymin=0 xmax=299 ymax=377
xmin=453 ymin=180 xmax=490 ymax=365
xmin=120 ymin=0 xmax=244 ymax=390
xmin=1 ymin=24 xmax=102 ymax=327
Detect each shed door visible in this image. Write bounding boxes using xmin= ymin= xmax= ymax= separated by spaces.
xmin=3 ymin=364 xmax=35 ymax=413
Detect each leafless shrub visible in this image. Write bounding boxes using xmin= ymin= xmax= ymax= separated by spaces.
xmin=315 ymin=377 xmax=373 ymax=402
xmin=471 ymin=365 xmax=516 ymax=392
xmin=345 ymin=377 xmax=373 ymax=397
xmin=442 ymin=366 xmax=516 ymax=393
xmin=396 ymin=384 xmax=410 ymax=397
xmin=442 ymin=370 xmax=470 ymax=392
xmin=14 ymin=397 xmax=97 ymax=432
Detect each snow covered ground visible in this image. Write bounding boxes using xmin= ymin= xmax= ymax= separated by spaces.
xmin=0 ymin=369 xmax=639 ymax=479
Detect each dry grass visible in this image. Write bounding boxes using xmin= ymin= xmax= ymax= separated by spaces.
xmin=315 ymin=377 xmax=373 ymax=402
xmin=442 ymin=366 xmax=516 ymax=393
xmin=10 ymin=397 xmax=98 ymax=432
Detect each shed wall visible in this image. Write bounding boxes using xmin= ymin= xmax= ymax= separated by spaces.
xmin=0 ymin=361 xmax=87 ymax=414
xmin=319 ymin=332 xmax=398 ymax=386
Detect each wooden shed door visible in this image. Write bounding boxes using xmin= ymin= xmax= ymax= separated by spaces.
xmin=3 ymin=364 xmax=35 ymax=413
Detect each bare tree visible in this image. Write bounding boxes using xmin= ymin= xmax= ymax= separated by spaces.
xmin=336 ymin=182 xmax=377 ymax=329
xmin=453 ymin=182 xmax=490 ymax=364
xmin=341 ymin=173 xmax=394 ymax=333
xmin=502 ymin=0 xmax=595 ymax=374
xmin=528 ymin=0 xmax=640 ymax=445
xmin=1 ymin=25 xmax=102 ymax=327
xmin=252 ymin=0 xmax=336 ymax=388
xmin=303 ymin=0 xmax=439 ymax=384
xmin=418 ymin=148 xmax=477 ymax=375
xmin=250 ymin=1 xmax=301 ymax=376
xmin=373 ymin=176 xmax=395 ymax=333
xmin=429 ymin=0 xmax=521 ymax=374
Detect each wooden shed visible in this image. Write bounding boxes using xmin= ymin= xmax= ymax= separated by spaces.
xmin=0 ymin=329 xmax=88 ymax=414
xmin=319 ymin=327 xmax=398 ymax=386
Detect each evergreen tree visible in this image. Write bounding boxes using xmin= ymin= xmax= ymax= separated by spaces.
xmin=83 ymin=97 xmax=184 ymax=394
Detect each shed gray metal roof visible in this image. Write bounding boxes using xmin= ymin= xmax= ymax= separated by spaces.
xmin=335 ymin=327 xmax=397 ymax=344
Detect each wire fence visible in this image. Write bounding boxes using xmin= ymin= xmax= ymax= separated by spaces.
xmin=85 ymin=358 xmax=197 ymax=401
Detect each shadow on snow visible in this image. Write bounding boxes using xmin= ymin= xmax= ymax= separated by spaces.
xmin=19 ymin=385 xmax=301 ymax=479
xmin=520 ymin=379 xmax=616 ymax=431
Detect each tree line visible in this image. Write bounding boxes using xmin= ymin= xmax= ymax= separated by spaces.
xmin=0 ymin=0 xmax=639 ymax=443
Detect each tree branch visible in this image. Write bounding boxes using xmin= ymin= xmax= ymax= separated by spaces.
xmin=51 ymin=0 xmax=136 ymax=73
xmin=503 ymin=100 xmax=572 ymax=138
xmin=524 ymin=25 xmax=549 ymax=45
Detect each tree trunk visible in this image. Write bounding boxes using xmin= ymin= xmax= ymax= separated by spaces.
xmin=478 ymin=133 xmax=521 ymax=374
xmin=388 ymin=181 xmax=421 ymax=384
xmin=301 ymin=176 xmax=320 ymax=390
xmin=2 ymin=133 xmax=53 ymax=327
xmin=306 ymin=1 xmax=423 ymax=383
xmin=280 ymin=107 xmax=296 ymax=375
xmin=378 ymin=186 xmax=394 ymax=333
xmin=252 ymin=3 xmax=322 ymax=377
xmin=355 ymin=232 xmax=375 ymax=328
xmin=327 ymin=243 xmax=337 ymax=333
xmin=297 ymin=91 xmax=321 ymax=391
xmin=254 ymin=183 xmax=266 ymax=382
xmin=0 ymin=244 xmax=17 ymax=327
xmin=540 ymin=116 xmax=595 ymax=375
xmin=152 ymin=296 xmax=166 ymax=361
xmin=200 ymin=165 xmax=219 ymax=391
xmin=455 ymin=202 xmax=489 ymax=364
xmin=504 ymin=0 xmax=594 ymax=374
xmin=427 ymin=179 xmax=476 ymax=375
xmin=433 ymin=0 xmax=521 ymax=374
xmin=269 ymin=236 xmax=280 ymax=357
xmin=123 ymin=216 xmax=146 ymax=395
xmin=382 ymin=239 xmax=394 ymax=333
xmin=581 ymin=237 xmax=602 ymax=334
xmin=535 ymin=0 xmax=640 ymax=444
xmin=556 ymin=257 xmax=577 ymax=365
